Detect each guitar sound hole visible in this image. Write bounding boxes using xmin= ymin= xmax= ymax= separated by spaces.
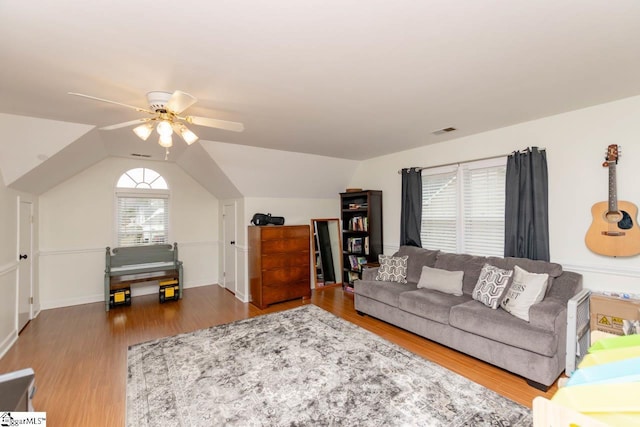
xmin=605 ymin=211 xmax=623 ymax=222
xmin=618 ymin=210 xmax=633 ymax=230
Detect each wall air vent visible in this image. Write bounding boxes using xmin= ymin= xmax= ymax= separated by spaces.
xmin=432 ymin=127 xmax=457 ymax=135
xmin=131 ymin=153 xmax=152 ymax=158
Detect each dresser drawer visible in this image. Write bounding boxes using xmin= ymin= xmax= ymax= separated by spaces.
xmin=262 ymin=280 xmax=311 ymax=305
xmin=261 ymin=252 xmax=310 ymax=270
xmin=262 ymin=267 xmax=309 ymax=286
xmin=262 ymin=238 xmax=309 ymax=254
xmin=260 ymin=226 xmax=309 ymax=240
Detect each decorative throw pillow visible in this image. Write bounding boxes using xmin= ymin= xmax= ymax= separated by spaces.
xmin=500 ymin=265 xmax=549 ymax=322
xmin=472 ymin=263 xmax=514 ymax=309
xmin=375 ymin=255 xmax=408 ymax=283
xmin=416 ymin=266 xmax=464 ymax=296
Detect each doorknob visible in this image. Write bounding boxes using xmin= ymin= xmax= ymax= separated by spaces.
xmin=19 ymin=254 xmax=28 ymax=260
xmin=230 ymin=241 xmax=236 ymax=245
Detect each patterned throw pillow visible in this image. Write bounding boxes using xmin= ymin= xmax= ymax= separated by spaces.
xmin=500 ymin=265 xmax=549 ymax=322
xmin=472 ymin=263 xmax=514 ymax=309
xmin=375 ymin=255 xmax=408 ymax=284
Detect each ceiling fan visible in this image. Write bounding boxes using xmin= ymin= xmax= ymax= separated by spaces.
xmin=68 ymin=90 xmax=244 ymax=158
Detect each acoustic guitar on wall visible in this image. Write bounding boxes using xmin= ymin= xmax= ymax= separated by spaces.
xmin=585 ymin=144 xmax=640 ymax=257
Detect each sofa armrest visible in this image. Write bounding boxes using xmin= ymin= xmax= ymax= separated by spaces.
xmin=361 ymin=267 xmax=379 ymax=281
xmin=529 ymin=298 xmax=566 ymax=332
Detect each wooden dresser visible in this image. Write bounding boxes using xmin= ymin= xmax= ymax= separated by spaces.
xmin=248 ymin=225 xmax=311 ymax=309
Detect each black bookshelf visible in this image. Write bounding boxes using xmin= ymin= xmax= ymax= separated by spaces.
xmin=340 ymin=190 xmax=383 ymax=291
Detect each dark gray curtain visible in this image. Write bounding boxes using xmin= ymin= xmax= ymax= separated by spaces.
xmin=400 ymin=168 xmax=422 ymax=247
xmin=504 ymin=147 xmax=550 ymax=261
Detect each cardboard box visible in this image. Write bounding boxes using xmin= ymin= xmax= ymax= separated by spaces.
xmin=590 ymin=294 xmax=640 ymax=336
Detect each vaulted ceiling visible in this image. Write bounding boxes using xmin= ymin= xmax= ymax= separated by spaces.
xmin=2 ymin=1 xmax=640 ymax=195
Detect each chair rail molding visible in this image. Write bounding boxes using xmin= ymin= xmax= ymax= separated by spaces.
xmin=0 ymin=261 xmax=18 ymax=276
xmin=559 ymin=261 xmax=640 ymax=278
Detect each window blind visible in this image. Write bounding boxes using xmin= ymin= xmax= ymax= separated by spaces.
xmin=420 ymin=158 xmax=506 ymax=256
xmin=421 ymin=171 xmax=458 ymax=253
xmin=116 ymin=195 xmax=168 ymax=247
xmin=462 ymin=164 xmax=506 ymax=257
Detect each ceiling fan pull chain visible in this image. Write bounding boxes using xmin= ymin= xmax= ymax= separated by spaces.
xmin=165 ymin=147 xmax=169 ymax=161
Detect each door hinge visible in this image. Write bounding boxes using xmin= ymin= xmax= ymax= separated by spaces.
xmin=30 ymin=297 xmax=34 ymax=304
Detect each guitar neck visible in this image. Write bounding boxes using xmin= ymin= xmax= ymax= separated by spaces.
xmin=608 ymin=162 xmax=618 ymax=212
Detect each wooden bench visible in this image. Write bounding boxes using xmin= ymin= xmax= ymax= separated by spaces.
xmin=104 ymin=243 xmax=183 ymax=311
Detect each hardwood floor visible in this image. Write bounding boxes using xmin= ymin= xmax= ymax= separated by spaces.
xmin=0 ymin=285 xmax=557 ymax=426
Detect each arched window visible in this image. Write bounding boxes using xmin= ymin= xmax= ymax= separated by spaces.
xmin=115 ymin=168 xmax=169 ymax=246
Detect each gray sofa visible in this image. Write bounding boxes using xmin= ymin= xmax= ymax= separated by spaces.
xmin=354 ymin=246 xmax=583 ymax=390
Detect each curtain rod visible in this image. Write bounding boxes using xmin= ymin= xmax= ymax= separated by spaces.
xmin=397 ymin=147 xmax=545 ymax=174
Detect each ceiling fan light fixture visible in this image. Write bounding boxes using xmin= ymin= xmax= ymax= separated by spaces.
xmin=158 ymin=134 xmax=173 ymax=148
xmin=68 ymin=90 xmax=245 ymax=159
xmin=156 ymin=120 xmax=173 ymax=137
xmin=133 ymin=122 xmax=154 ymax=140
xmin=179 ymin=126 xmax=199 ymax=145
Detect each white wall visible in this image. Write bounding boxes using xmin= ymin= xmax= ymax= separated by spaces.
xmin=38 ymin=157 xmax=219 ymax=309
xmin=349 ymin=95 xmax=640 ymax=294
xmin=201 ymin=140 xmax=358 ymax=198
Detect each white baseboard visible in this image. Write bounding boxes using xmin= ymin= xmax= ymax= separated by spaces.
xmin=40 ymin=293 xmax=104 ymax=310
xmin=39 ymin=281 xmax=218 ymax=310
xmin=0 ymin=329 xmax=18 ymax=360
xmin=235 ymin=290 xmax=249 ymax=303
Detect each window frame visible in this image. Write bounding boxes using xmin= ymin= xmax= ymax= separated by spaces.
xmin=420 ymin=157 xmax=507 ymax=257
xmin=114 ymin=168 xmax=171 ymax=247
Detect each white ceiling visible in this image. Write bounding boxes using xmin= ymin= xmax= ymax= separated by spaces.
xmin=2 ymin=0 xmax=640 ymax=166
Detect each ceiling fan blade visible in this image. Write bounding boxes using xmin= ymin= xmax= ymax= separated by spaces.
xmin=68 ymin=92 xmax=154 ymax=114
xmin=166 ymin=91 xmax=197 ymax=114
xmin=100 ymin=118 xmax=152 ymax=130
xmin=185 ymin=116 xmax=245 ymax=132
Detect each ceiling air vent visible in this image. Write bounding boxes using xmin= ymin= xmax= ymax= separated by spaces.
xmin=432 ymin=127 xmax=457 ymax=136
xmin=131 ymin=153 xmax=152 ymax=158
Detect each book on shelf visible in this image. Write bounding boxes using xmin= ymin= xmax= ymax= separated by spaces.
xmin=347 ymin=237 xmax=362 ymax=253
xmin=347 ymin=202 xmax=369 ymax=209
xmin=348 ymin=255 xmax=358 ymax=270
xmin=346 ymin=236 xmax=369 ymax=255
xmin=347 ymin=255 xmax=369 ymax=272
xmin=348 ymin=216 xmax=368 ymax=231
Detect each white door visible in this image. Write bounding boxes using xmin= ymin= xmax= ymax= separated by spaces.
xmin=223 ymin=203 xmax=237 ymax=294
xmin=18 ymin=200 xmax=33 ymax=332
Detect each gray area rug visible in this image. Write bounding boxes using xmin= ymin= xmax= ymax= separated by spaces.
xmin=127 ymin=305 xmax=532 ymax=426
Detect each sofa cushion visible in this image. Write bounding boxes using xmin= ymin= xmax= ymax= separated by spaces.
xmin=487 ymin=256 xmax=562 ymax=295
xmin=375 ymin=255 xmax=408 ymax=283
xmin=472 ymin=263 xmax=513 ymax=309
xmin=394 ymin=246 xmax=439 ymax=283
xmin=485 ymin=256 xmax=562 ymax=276
xmin=399 ymin=289 xmax=471 ymax=325
xmin=354 ymin=280 xmax=418 ymax=308
xmin=449 ymin=300 xmax=558 ymax=357
xmin=500 ymin=266 xmax=549 ymax=322
xmin=434 ymin=252 xmax=487 ymax=296
xmin=417 ymin=266 xmax=464 ymax=296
